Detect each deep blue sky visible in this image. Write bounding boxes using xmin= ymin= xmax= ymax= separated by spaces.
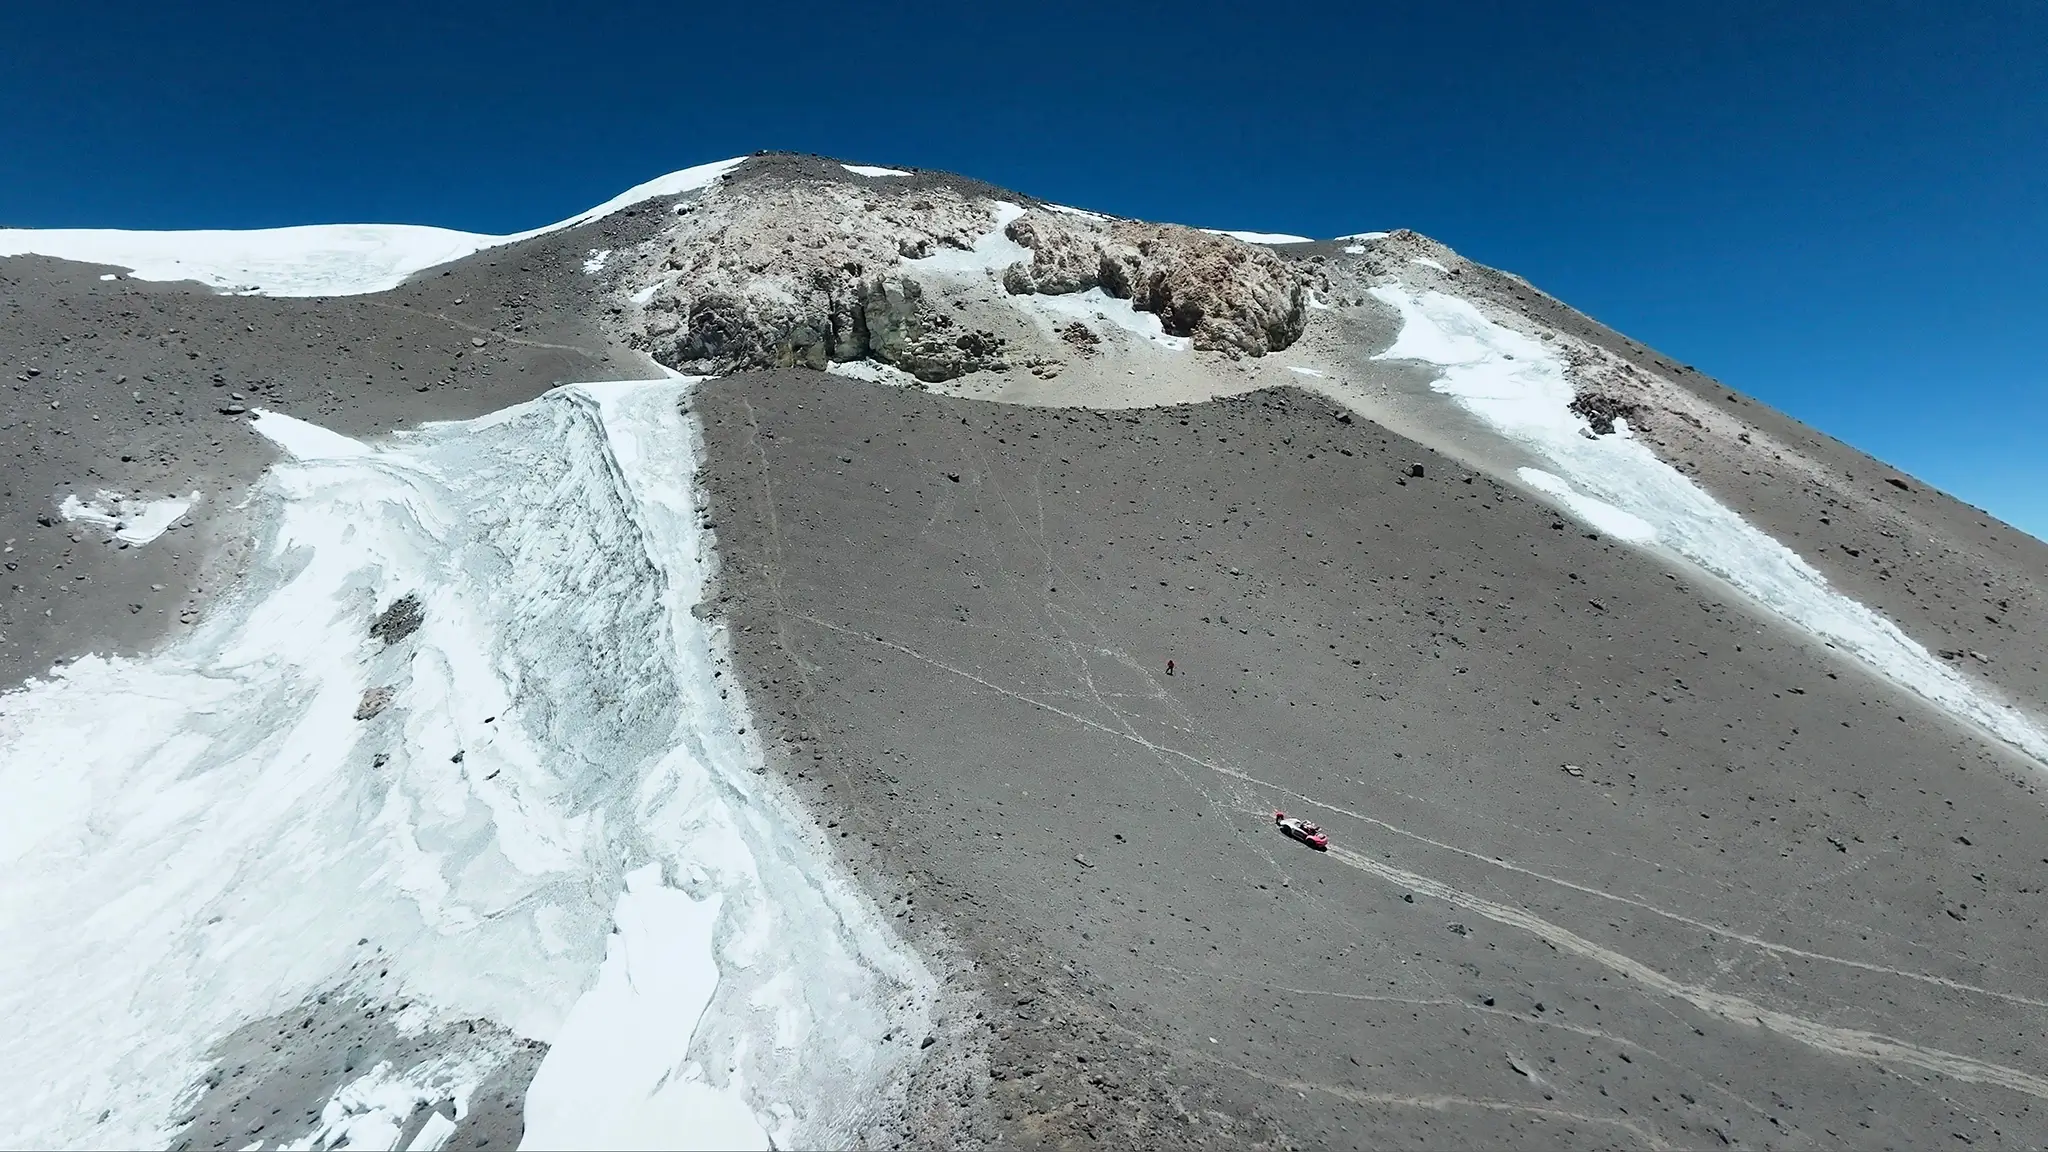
xmin=4 ymin=1 xmax=2042 ymax=538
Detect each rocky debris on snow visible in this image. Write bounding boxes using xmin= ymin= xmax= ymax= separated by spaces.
xmin=1569 ymin=390 xmax=1648 ymax=435
xmin=999 ymin=212 xmax=1308 ymax=356
xmin=370 ymin=593 xmax=425 ymax=645
xmin=354 ymin=686 xmax=395 ymax=721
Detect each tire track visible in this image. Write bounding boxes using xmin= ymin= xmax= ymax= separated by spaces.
xmin=1321 ymin=843 xmax=2048 ymax=1101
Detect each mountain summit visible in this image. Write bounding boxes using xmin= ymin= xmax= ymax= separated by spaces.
xmin=2 ymin=151 xmax=2045 ymax=1150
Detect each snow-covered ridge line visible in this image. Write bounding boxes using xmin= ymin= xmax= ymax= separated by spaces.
xmin=1370 ymin=286 xmax=2048 ymax=768
xmin=0 ymin=157 xmax=745 ymax=297
xmin=0 ymin=381 xmax=930 ymax=1149
xmin=1198 ymin=228 xmax=1314 ymax=245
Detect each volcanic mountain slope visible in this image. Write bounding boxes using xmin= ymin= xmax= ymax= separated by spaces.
xmin=1 ymin=152 xmax=2046 ymax=1150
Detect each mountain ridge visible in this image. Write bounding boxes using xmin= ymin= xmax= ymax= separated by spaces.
xmin=2 ymin=150 xmax=2045 ymax=1150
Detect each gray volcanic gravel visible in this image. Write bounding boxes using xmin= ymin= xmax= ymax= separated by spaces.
xmin=694 ymin=369 xmax=2048 ymax=1149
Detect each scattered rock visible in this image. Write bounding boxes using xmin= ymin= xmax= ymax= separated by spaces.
xmin=1407 ymin=462 xmax=1425 ymax=478
xmin=1563 ymin=765 xmax=1585 ymax=777
xmin=370 ymin=593 xmax=425 ymax=644
xmin=354 ymin=687 xmax=394 ymax=721
xmin=1569 ymin=391 xmax=1647 ymax=435
xmin=1885 ymin=477 xmax=1910 ymax=491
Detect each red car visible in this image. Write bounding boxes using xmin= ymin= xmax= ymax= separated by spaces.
xmin=1275 ymin=811 xmax=1328 ymax=850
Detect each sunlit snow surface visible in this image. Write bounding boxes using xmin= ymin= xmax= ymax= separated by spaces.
xmin=0 ymin=379 xmax=930 ymax=1150
xmin=58 ymin=490 xmax=198 ymax=545
xmin=0 ymin=158 xmax=744 ymax=297
xmin=908 ymin=201 xmax=1031 ymax=277
xmin=1371 ymin=286 xmax=2048 ymax=766
xmin=1197 ymin=228 xmax=1314 ymax=245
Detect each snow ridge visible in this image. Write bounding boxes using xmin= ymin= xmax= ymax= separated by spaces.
xmin=1370 ymin=286 xmax=2048 ymax=768
xmin=0 ymin=157 xmax=744 ymax=297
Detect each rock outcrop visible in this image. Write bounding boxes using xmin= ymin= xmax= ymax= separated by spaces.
xmin=629 ymin=183 xmax=1012 ymax=381
xmin=999 ymin=213 xmax=1309 ymax=356
xmin=624 ymin=173 xmax=1308 ymax=380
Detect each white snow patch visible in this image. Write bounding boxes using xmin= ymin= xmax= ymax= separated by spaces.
xmin=1042 ymin=203 xmax=1114 ymax=221
xmin=826 ymin=359 xmax=924 ymax=387
xmin=1516 ymin=469 xmax=1658 ymax=542
xmin=1199 ymin=228 xmax=1314 ymax=245
xmin=582 ymin=249 xmax=611 ymax=275
xmin=907 ymin=201 xmax=1031 ymax=278
xmin=1342 ymin=245 xmax=1367 ymax=255
xmin=521 ymin=867 xmax=765 ymax=1150
xmin=409 ymin=1110 xmax=459 ymax=1152
xmin=98 ymin=272 xmax=118 ymax=281
xmin=0 ymin=224 xmax=499 ymax=297
xmin=1013 ymin=287 xmax=1191 ymax=352
xmin=629 ymin=281 xmax=662 ymax=307
xmin=841 ymin=164 xmax=910 ymax=178
xmin=0 ymin=157 xmax=744 ymax=297
xmin=1409 ymin=256 xmax=1448 ymax=272
xmin=1285 ymin=366 xmax=1327 ymax=378
xmin=0 ymin=382 xmax=931 ymax=1149
xmin=58 ymin=491 xmax=197 ymax=545
xmin=279 ymin=1055 xmax=489 ymax=1152
xmin=519 ymin=157 xmax=746 ymax=239
xmin=1337 ymin=231 xmax=1390 ymax=241
xmin=249 ymin=408 xmax=374 ymax=460
xmin=1370 ymin=286 xmax=2048 ymax=766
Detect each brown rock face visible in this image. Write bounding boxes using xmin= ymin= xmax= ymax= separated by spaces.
xmin=1000 ymin=213 xmax=1308 ymax=356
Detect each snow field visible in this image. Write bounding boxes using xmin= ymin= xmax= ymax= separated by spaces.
xmin=1369 ymin=286 xmax=2048 ymax=767
xmin=0 ymin=158 xmax=744 ymax=297
xmin=0 ymin=380 xmax=930 ymax=1149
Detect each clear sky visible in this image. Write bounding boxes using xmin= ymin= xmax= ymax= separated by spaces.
xmin=4 ymin=1 xmax=2042 ymax=539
